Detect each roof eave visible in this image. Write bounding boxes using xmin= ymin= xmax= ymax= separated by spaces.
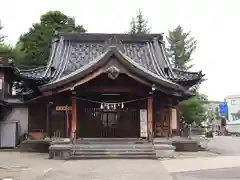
xmin=39 ymin=46 xmax=186 ymax=94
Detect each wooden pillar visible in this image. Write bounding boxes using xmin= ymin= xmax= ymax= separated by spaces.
xmin=46 ymin=102 xmax=53 ymax=137
xmin=147 ymin=96 xmax=153 ymax=137
xmin=168 ymin=108 xmax=172 ymax=137
xmin=71 ymin=91 xmax=77 ymax=138
xmin=46 ymin=105 xmax=50 ymax=137
xmin=176 ymin=107 xmax=181 ymax=136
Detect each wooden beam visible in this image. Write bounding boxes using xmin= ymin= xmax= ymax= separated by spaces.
xmin=80 ymin=86 xmax=137 ymax=93
xmin=57 ymin=68 xmax=104 ymax=94
xmin=71 ymin=91 xmax=77 ymax=138
xmin=147 ymin=96 xmax=153 ymax=137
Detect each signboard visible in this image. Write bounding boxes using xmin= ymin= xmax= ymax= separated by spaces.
xmin=56 ymin=106 xmax=72 ymax=111
xmin=140 ymin=109 xmax=147 ymax=138
xmin=171 ymin=108 xmax=177 ymax=130
xmin=219 ymin=103 xmax=227 ymax=116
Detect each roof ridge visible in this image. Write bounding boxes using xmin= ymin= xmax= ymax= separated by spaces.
xmin=57 ymin=32 xmax=164 ymax=42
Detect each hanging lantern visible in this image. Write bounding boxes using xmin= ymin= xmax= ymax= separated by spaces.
xmin=114 ymin=103 xmax=116 ymax=110
xmin=152 ymin=84 xmax=156 ymax=91
xmin=107 ymin=104 xmax=110 ymax=109
xmin=121 ymin=103 xmax=124 ymax=109
xmin=100 ymin=103 xmax=103 ymax=109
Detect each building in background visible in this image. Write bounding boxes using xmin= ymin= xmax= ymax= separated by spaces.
xmin=225 ymin=94 xmax=240 ymax=133
xmin=204 ymin=100 xmax=225 ymax=130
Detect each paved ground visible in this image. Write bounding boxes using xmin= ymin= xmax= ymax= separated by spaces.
xmin=163 ymin=155 xmax=240 ymax=180
xmin=0 ymin=152 xmax=173 ymax=180
xmin=172 ymin=167 xmax=240 ymax=180
xmin=203 ymin=136 xmax=240 ymax=155
xmin=2 ymin=152 xmax=240 ymax=180
xmin=2 ymin=136 xmax=240 ymax=180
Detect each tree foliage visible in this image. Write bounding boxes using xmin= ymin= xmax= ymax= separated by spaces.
xmin=0 ymin=21 xmax=6 ymax=43
xmin=17 ymin=11 xmax=86 ymax=68
xmin=167 ymin=25 xmax=207 ymax=125
xmin=129 ymin=9 xmax=150 ymax=34
xmin=0 ymin=21 xmax=14 ymax=63
xmin=167 ymin=25 xmax=197 ymax=70
xmin=179 ymin=93 xmax=207 ymax=125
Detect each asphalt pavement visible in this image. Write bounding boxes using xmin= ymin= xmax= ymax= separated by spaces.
xmin=203 ymin=136 xmax=240 ymax=155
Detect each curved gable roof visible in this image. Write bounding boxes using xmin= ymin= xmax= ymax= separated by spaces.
xmin=40 ymin=46 xmax=186 ymax=94
xmin=18 ymin=33 xmax=203 ymax=92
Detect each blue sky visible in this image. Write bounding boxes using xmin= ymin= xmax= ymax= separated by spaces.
xmin=1 ymin=0 xmax=239 ymax=101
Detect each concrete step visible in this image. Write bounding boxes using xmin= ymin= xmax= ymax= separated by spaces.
xmin=72 ymin=149 xmax=154 ymax=153
xmin=78 ymin=138 xmax=143 ymax=141
xmin=72 ymin=144 xmax=153 ymax=149
xmin=70 ymin=139 xmax=157 ymax=159
xmin=153 ymin=138 xmax=172 ymax=145
xmin=76 ymin=138 xmax=149 ymax=144
xmin=49 ymin=138 xmax=180 ymax=160
xmin=72 ymin=151 xmax=156 ymax=155
xmin=70 ymin=154 xmax=157 ymax=159
xmin=154 ymin=144 xmax=176 ymax=151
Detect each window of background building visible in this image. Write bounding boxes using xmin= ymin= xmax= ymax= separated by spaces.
xmin=232 ymin=114 xmax=240 ymax=121
xmin=231 ymin=100 xmax=236 ymax=105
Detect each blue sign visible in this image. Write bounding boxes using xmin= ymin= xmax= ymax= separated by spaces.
xmin=219 ymin=103 xmax=227 ymax=116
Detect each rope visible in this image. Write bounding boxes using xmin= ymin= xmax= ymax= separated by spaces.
xmin=75 ymin=96 xmax=149 ymax=105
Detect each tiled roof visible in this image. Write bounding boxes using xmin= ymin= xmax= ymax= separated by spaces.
xmin=19 ymin=33 xmax=203 ymax=88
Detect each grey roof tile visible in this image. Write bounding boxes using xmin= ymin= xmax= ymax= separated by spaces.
xmin=19 ymin=33 xmax=202 ymax=88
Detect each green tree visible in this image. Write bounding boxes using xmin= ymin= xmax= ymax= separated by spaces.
xmin=17 ymin=11 xmax=86 ymax=68
xmin=167 ymin=25 xmax=197 ymax=70
xmin=0 ymin=21 xmax=14 ymax=63
xmin=167 ymin=25 xmax=207 ymax=125
xmin=0 ymin=21 xmax=5 ymax=43
xmin=12 ymin=42 xmax=27 ymax=68
xmin=179 ymin=93 xmax=207 ymax=125
xmin=129 ymin=9 xmax=150 ymax=34
xmin=214 ymin=107 xmax=222 ymax=120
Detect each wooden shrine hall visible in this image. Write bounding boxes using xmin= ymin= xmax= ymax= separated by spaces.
xmin=2 ymin=33 xmax=204 ymax=140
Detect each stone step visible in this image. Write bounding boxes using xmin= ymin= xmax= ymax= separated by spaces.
xmin=78 ymin=138 xmax=143 ymax=141
xmin=72 ymin=149 xmax=154 ymax=152
xmin=153 ymin=138 xmax=172 ymax=145
xmin=70 ymin=154 xmax=157 ymax=159
xmin=154 ymin=144 xmax=176 ymax=150
xmin=76 ymin=141 xmax=149 ymax=144
xmin=72 ymin=151 xmax=156 ymax=156
xmin=49 ymin=138 xmax=180 ymax=160
xmin=76 ymin=139 xmax=149 ymax=144
xmin=72 ymin=144 xmax=153 ymax=149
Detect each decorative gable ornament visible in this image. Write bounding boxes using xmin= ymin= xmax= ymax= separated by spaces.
xmin=103 ymin=35 xmax=124 ymax=51
xmin=105 ymin=66 xmax=120 ymax=80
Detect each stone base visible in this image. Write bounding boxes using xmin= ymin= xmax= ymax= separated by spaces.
xmin=155 ymin=149 xmax=175 ymax=158
xmin=154 ymin=144 xmax=176 ymax=158
xmin=49 ymin=144 xmax=72 ymax=160
xmin=19 ymin=140 xmax=51 ymax=153
xmin=172 ymin=140 xmax=203 ymax=152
